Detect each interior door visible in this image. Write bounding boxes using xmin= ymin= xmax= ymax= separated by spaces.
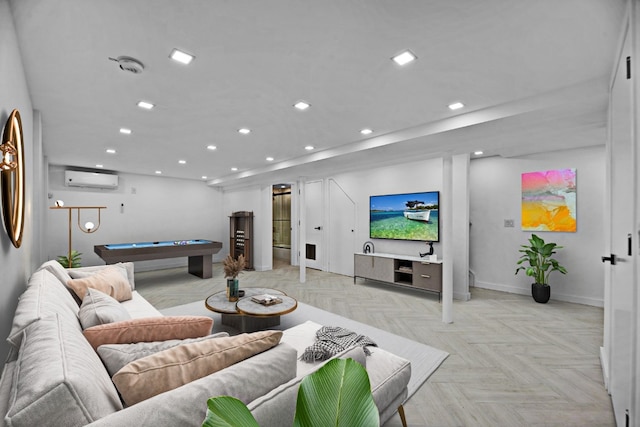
xmin=328 ymin=179 xmax=355 ymax=276
xmin=606 ymin=20 xmax=636 ymax=426
xmin=305 ymin=180 xmax=323 ymax=270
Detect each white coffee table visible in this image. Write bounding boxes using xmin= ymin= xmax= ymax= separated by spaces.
xmin=205 ymin=287 xmax=297 ymax=332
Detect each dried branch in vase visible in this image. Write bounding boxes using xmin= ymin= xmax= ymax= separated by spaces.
xmin=223 ymin=254 xmax=246 ymax=278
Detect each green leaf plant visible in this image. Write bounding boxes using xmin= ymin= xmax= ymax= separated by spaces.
xmin=515 ymin=234 xmax=567 ymax=285
xmin=202 ymin=358 xmax=379 ymax=427
xmin=56 ymin=250 xmax=82 ymax=268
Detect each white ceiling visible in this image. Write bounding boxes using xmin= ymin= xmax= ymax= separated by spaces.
xmin=8 ymin=0 xmax=625 ymax=188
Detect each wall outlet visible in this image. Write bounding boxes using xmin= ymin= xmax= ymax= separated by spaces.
xmin=504 ymin=219 xmax=515 ymax=228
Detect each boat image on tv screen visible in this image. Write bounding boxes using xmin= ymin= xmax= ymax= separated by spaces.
xmin=369 ymin=191 xmax=439 ymax=241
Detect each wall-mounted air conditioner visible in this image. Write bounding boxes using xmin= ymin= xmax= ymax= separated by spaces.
xmin=64 ymin=170 xmax=118 ymax=189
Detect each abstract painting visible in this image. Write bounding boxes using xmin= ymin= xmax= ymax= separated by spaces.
xmin=521 ymin=168 xmax=576 ymax=232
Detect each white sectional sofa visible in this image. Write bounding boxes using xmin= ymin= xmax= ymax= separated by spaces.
xmin=0 ymin=261 xmax=411 ymax=426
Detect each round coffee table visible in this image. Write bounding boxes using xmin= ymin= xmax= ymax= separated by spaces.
xmin=205 ymin=287 xmax=297 ymax=332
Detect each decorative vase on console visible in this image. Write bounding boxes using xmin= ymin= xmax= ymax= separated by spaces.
xmin=223 ymin=254 xmax=246 ymax=302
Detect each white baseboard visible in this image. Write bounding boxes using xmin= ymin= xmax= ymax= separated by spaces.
xmin=475 ymin=281 xmax=604 ymax=307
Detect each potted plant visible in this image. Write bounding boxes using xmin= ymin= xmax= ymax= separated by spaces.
xmin=515 ymin=234 xmax=567 ymax=303
xmin=202 ymin=357 xmax=379 ymax=427
xmin=56 ymin=250 xmax=82 ymax=268
xmin=223 ymin=254 xmax=245 ymax=302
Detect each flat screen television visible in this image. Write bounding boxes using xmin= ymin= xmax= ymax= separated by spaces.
xmin=369 ymin=191 xmax=439 ymax=241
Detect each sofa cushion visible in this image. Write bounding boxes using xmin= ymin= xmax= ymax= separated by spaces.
xmin=82 ymin=316 xmax=213 ymax=350
xmin=119 ymin=291 xmax=163 ymax=318
xmin=76 ymin=343 xmax=298 ymax=427
xmin=78 ymin=288 xmax=131 ymax=329
xmin=112 ymin=330 xmax=283 ymax=406
xmin=35 ymin=260 xmax=73 ymax=287
xmin=68 ymin=262 xmax=135 ymax=290
xmin=6 ymin=269 xmax=80 ymax=349
xmin=67 ymin=266 xmax=132 ymax=302
xmin=248 ymin=345 xmax=366 ymax=427
xmin=97 ymin=332 xmax=230 ymax=376
xmin=4 ymin=315 xmax=122 ymax=427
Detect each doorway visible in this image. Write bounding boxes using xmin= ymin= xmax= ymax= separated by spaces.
xmin=272 ymin=184 xmax=292 ymax=269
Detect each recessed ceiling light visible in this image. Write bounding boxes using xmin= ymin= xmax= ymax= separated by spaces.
xmin=137 ymin=100 xmax=154 ymax=110
xmin=294 ymin=101 xmax=310 ymax=110
xmin=238 ymin=128 xmax=251 ymax=135
xmin=231 ymin=167 xmax=238 ymax=171
xmin=201 ymin=176 xmax=207 ymax=180
xmin=392 ymin=50 xmax=417 ymax=66
xmin=96 ymin=164 xmax=104 ymax=168
xmin=119 ymin=128 xmax=132 ymax=135
xmin=178 ymin=160 xmax=186 ymax=164
xmin=448 ymin=102 xmax=464 ymax=110
xmin=266 ymin=157 xmax=274 ymax=162
xmin=155 ymin=170 xmax=162 ymax=174
xmin=206 ymin=145 xmax=217 ymax=150
xmin=106 ymin=149 xmax=116 ymax=154
xmin=305 ymin=145 xmax=315 ymax=151
xmin=360 ymin=128 xmax=373 ymax=135
xmin=474 ymin=151 xmax=484 ymax=156
xmin=169 ymin=49 xmax=195 ymax=65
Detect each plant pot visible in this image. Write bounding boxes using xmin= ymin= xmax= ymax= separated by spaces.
xmin=531 ymin=283 xmax=550 ymax=303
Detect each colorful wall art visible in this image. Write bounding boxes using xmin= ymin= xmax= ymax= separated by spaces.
xmin=521 ymin=168 xmax=576 ymax=232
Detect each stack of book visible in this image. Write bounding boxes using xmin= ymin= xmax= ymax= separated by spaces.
xmin=250 ymin=294 xmax=283 ymax=306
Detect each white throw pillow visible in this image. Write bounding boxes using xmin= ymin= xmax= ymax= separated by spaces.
xmin=79 ymin=288 xmax=131 ymax=329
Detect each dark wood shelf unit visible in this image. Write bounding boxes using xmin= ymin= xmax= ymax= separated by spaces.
xmin=230 ymin=211 xmax=254 ymax=270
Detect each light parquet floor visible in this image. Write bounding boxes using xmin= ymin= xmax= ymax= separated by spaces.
xmin=135 ymin=261 xmax=614 ymax=427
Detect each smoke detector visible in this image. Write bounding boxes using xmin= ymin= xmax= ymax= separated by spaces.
xmin=109 ymin=56 xmax=144 ymax=74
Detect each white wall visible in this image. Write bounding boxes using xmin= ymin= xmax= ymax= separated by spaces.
xmin=330 ymin=158 xmax=444 ymax=259
xmin=46 ymin=166 xmax=224 ymax=270
xmin=469 ymin=146 xmax=605 ymax=306
xmin=0 ymin=0 xmax=40 ymax=362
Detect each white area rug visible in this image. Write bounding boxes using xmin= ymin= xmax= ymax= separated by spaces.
xmin=162 ymin=300 xmax=448 ymax=399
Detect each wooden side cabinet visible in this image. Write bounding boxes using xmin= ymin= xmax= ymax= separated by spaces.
xmin=230 ymin=211 xmax=254 ymax=270
xmin=354 ymin=252 xmax=442 ymax=299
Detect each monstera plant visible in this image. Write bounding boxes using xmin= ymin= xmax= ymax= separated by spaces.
xmin=202 ymin=358 xmax=379 ymax=427
xmin=515 ymin=234 xmax=567 ymax=303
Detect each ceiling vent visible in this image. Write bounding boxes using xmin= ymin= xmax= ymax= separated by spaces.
xmin=109 ymin=56 xmax=144 ymax=74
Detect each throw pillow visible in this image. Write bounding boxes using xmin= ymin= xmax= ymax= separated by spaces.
xmin=112 ymin=330 xmax=283 ymax=406
xmin=78 ymin=288 xmax=131 ymax=329
xmin=67 ymin=265 xmax=132 ymax=302
xmin=82 ymin=316 xmax=213 ymax=350
xmin=68 ymin=262 xmax=135 ymax=290
xmin=97 ymin=332 xmax=230 ymax=376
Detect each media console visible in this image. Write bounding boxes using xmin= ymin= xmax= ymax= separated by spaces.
xmin=354 ymin=252 xmax=443 ymax=300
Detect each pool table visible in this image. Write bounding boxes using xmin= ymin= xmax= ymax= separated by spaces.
xmin=94 ymin=239 xmax=222 ymax=279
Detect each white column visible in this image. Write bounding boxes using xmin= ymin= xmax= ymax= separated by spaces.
xmin=452 ymin=153 xmax=470 ymax=301
xmin=442 ymin=156 xmax=453 ymax=323
xmin=298 ymin=179 xmax=306 ymax=283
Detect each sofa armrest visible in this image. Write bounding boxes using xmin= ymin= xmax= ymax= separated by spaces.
xmin=86 ymin=342 xmax=297 ymax=427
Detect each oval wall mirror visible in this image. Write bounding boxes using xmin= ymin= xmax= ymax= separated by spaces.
xmin=1 ymin=109 xmax=25 ymax=248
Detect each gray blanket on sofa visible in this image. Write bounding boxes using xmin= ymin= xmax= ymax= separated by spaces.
xmin=300 ymin=326 xmax=377 ymax=362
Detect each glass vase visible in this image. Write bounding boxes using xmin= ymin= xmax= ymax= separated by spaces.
xmin=227 ymin=278 xmax=239 ymax=302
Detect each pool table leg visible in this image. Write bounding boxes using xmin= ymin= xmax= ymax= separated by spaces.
xmin=188 ymin=255 xmax=212 ymax=279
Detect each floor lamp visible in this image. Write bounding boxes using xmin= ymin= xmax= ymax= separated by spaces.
xmin=49 ymin=202 xmax=106 ymax=266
